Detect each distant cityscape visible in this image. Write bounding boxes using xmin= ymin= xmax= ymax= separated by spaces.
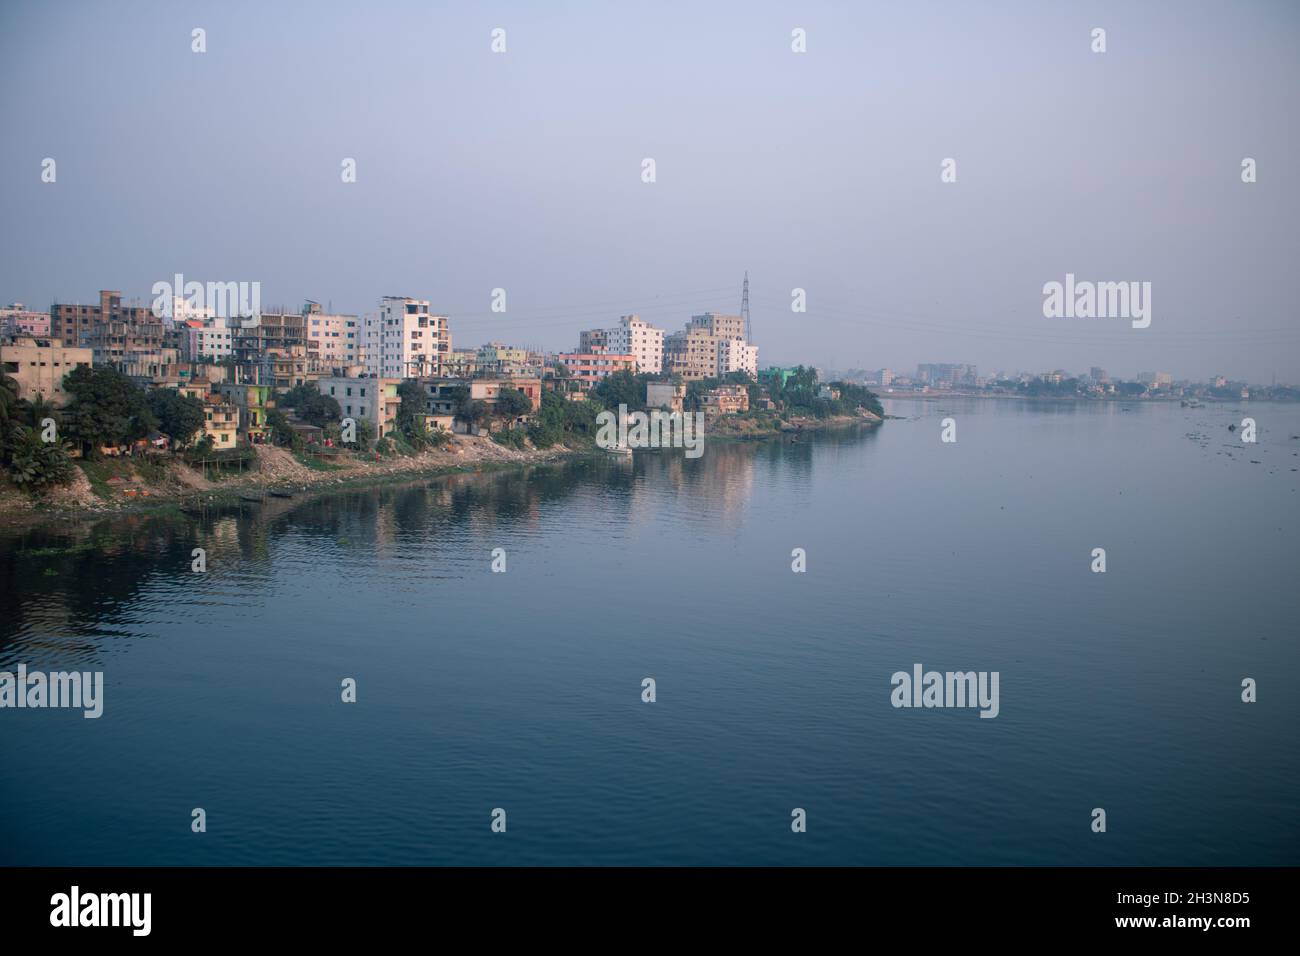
xmin=822 ymin=363 xmax=1300 ymax=403
xmin=0 ymin=285 xmax=765 ymax=452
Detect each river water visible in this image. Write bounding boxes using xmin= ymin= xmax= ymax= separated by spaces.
xmin=1 ymin=398 xmax=1296 ymax=865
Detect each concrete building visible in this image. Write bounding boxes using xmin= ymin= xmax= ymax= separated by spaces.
xmin=0 ymin=304 xmax=50 ymax=337
xmin=50 ymin=290 xmax=153 ymax=350
xmin=302 ymin=301 xmax=360 ymax=370
xmin=556 ymin=350 xmax=635 ymax=390
xmin=703 ymin=384 xmax=749 ymax=414
xmin=717 ymin=338 xmax=758 ymax=378
xmin=0 ymin=335 xmax=93 ymax=405
xmin=317 ymin=376 xmax=401 ymax=438
xmin=646 ymin=381 xmax=685 ymax=412
xmin=365 ymin=297 xmax=449 ymax=379
xmin=442 ymin=348 xmax=479 ymax=378
xmin=182 ymin=318 xmax=235 ymax=361
xmin=663 ymin=327 xmax=722 ymax=381
xmin=200 ymin=397 xmax=239 ymax=449
xmin=476 ymin=342 xmax=530 ymax=377
xmin=580 ymin=315 xmax=664 ymax=374
xmin=217 ymin=382 xmax=273 ymax=443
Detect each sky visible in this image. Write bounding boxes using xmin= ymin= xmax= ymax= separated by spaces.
xmin=1 ymin=0 xmax=1297 ymax=382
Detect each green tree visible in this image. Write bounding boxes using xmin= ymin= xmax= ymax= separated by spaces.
xmin=146 ymin=389 xmax=206 ymax=447
xmin=62 ymin=365 xmax=157 ymax=458
xmin=494 ymin=388 xmax=532 ymax=426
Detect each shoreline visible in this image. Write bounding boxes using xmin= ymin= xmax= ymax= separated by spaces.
xmin=0 ymin=413 xmax=882 ymax=526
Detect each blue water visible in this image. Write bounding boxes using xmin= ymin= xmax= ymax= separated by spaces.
xmin=1 ymin=398 xmax=1297 ymax=865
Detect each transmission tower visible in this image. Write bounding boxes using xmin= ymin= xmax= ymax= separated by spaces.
xmin=741 ymin=271 xmax=751 ymax=344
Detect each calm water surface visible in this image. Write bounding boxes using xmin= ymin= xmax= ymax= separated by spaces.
xmin=2 ymin=398 xmax=1297 ymax=865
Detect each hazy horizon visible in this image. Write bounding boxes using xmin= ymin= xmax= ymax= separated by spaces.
xmin=1 ymin=0 xmax=1296 ymax=382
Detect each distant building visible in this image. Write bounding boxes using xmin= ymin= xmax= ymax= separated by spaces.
xmin=317 ymin=376 xmax=401 ymax=438
xmin=702 ymin=384 xmax=749 ymax=415
xmin=365 ymin=297 xmax=449 ymax=379
xmin=0 ymin=335 xmax=92 ymax=406
xmin=717 ymin=338 xmax=758 ymax=378
xmin=1089 ymin=366 xmax=1109 ymax=383
xmin=476 ymin=342 xmax=530 ymax=377
xmin=182 ymin=318 xmax=235 ymax=362
xmin=646 ymin=381 xmax=685 ymax=412
xmin=556 ymin=350 xmax=635 ymax=390
xmin=302 ymin=301 xmax=360 ymax=370
xmin=50 ymin=290 xmax=152 ymax=351
xmin=0 ymin=303 xmax=50 ymax=337
xmin=217 ymin=382 xmax=273 ymax=442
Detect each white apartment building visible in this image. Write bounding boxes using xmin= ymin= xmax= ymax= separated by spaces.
xmin=604 ymin=314 xmax=664 ymax=374
xmin=717 ymin=338 xmax=758 ymax=378
xmin=364 ymin=297 xmax=449 ymax=379
xmin=303 ymin=302 xmax=360 ymax=370
xmin=183 ymin=318 xmax=235 ymax=361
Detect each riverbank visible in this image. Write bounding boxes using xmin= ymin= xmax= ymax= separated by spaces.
xmin=704 ymin=409 xmax=882 ymax=440
xmin=0 ymin=434 xmax=584 ymax=524
xmin=0 ymin=411 xmax=885 ymax=522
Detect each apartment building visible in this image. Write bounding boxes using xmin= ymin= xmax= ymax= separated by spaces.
xmin=0 ymin=335 xmax=92 ymax=405
xmin=556 ymin=350 xmax=635 ymax=390
xmin=419 ymin=376 xmax=542 ymax=417
xmin=0 ymin=303 xmax=50 ymax=337
xmin=442 ymin=348 xmax=479 ymax=378
xmin=663 ymin=327 xmax=721 ymax=381
xmin=302 ymin=301 xmax=360 ymax=371
xmin=365 ymin=297 xmax=449 ymax=379
xmin=216 ymin=382 xmax=273 ymax=443
xmin=317 ymin=376 xmax=401 ymax=438
xmin=717 ymin=338 xmax=758 ymax=378
xmin=476 ymin=342 xmax=530 ymax=377
xmin=182 ymin=318 xmax=235 ymax=361
xmin=200 ymin=397 xmax=239 ymax=449
xmin=50 ymin=290 xmax=153 ymax=349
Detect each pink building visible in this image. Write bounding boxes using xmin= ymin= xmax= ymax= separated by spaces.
xmin=0 ymin=304 xmax=50 ymax=337
xmin=557 ymin=350 xmax=634 ymax=391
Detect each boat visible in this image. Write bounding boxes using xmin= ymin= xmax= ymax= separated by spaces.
xmin=1181 ymin=399 xmax=1202 ymax=408
xmin=239 ymin=493 xmax=264 ymax=503
xmin=269 ymin=489 xmax=295 ymax=499
xmin=606 ymin=444 xmax=633 ymax=458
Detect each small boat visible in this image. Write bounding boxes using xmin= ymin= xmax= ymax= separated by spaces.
xmin=1181 ymin=399 xmax=1202 ymax=408
xmin=239 ymin=493 xmax=264 ymax=503
xmin=269 ymin=489 xmax=295 ymax=499
xmin=606 ymin=443 xmax=633 ymax=457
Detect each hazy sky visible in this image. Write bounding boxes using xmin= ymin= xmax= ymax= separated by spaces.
xmin=1 ymin=0 xmax=1297 ymax=381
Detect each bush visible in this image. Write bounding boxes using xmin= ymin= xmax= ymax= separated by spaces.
xmin=6 ymin=424 xmax=75 ymax=490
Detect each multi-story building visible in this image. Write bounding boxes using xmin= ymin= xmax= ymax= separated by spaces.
xmin=418 ymin=376 xmax=542 ymax=417
xmin=663 ymin=327 xmax=721 ymax=381
xmin=442 ymin=348 xmax=479 ymax=378
xmin=200 ymin=397 xmax=239 ymax=449
xmin=556 ymin=350 xmax=635 ymax=390
xmin=578 ymin=315 xmax=663 ymax=374
xmin=302 ymin=301 xmax=360 ymax=371
xmin=216 ymin=382 xmax=273 ymax=443
xmin=916 ymin=363 xmax=977 ymax=387
xmin=476 ymin=342 xmax=530 ymax=377
xmin=717 ymin=338 xmax=758 ymax=378
xmin=182 ymin=318 xmax=235 ymax=361
xmin=0 ymin=335 xmax=93 ymax=405
xmin=364 ymin=297 xmax=449 ymax=379
xmin=50 ymin=290 xmax=153 ymax=350
xmin=0 ymin=303 xmax=50 ymax=337
xmin=317 ymin=376 xmax=401 ymax=438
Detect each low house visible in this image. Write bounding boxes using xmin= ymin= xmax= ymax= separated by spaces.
xmin=703 ymin=384 xmax=749 ymax=415
xmin=0 ymin=334 xmax=92 ymax=406
xmin=646 ymin=381 xmax=686 ymax=412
